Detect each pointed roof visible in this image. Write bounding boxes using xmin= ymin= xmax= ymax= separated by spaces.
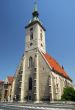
xmin=41 ymin=51 xmax=72 ymax=81
xmin=25 ymin=1 xmax=46 ymax=31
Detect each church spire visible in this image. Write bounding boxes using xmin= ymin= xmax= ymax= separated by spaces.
xmin=33 ymin=0 xmax=38 ymax=12
xmin=32 ymin=0 xmax=39 ymax=18
xmin=25 ymin=0 xmax=46 ymax=31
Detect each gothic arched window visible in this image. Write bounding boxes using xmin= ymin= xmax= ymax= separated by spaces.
xmin=29 ymin=57 xmax=33 ymax=67
xmin=40 ymin=29 xmax=43 ymax=41
xmin=40 ymin=33 xmax=42 ymax=41
xmin=30 ymin=28 xmax=33 ymax=40
xmin=30 ymin=32 xmax=33 ymax=40
xmin=29 ymin=77 xmax=32 ymax=90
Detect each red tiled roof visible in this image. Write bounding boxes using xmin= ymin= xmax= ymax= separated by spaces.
xmin=8 ymin=76 xmax=13 ymax=84
xmin=42 ymin=52 xmax=72 ymax=81
xmin=0 ymin=80 xmax=4 ymax=84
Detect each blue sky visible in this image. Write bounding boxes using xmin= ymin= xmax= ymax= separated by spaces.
xmin=0 ymin=0 xmax=75 ymax=84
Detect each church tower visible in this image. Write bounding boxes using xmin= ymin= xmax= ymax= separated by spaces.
xmin=25 ymin=1 xmax=46 ymax=53
xmin=21 ymin=2 xmax=47 ymax=102
xmin=11 ymin=1 xmax=72 ymax=103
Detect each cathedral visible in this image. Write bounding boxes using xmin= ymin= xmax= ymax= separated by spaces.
xmin=11 ymin=2 xmax=72 ymax=103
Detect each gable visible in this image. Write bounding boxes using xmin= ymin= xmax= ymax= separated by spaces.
xmin=40 ymin=51 xmax=72 ymax=81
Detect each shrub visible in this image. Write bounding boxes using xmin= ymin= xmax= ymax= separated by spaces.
xmin=61 ymin=86 xmax=75 ymax=101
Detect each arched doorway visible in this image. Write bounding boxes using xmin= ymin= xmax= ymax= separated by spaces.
xmin=28 ymin=77 xmax=32 ymax=101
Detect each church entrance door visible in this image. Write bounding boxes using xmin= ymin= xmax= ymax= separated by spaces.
xmin=28 ymin=95 xmax=32 ymax=102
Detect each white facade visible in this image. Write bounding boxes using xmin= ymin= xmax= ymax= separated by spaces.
xmin=25 ymin=23 xmax=46 ymax=53
xmin=11 ymin=3 xmax=72 ymax=103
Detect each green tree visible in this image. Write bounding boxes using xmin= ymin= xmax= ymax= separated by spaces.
xmin=61 ymin=86 xmax=75 ymax=101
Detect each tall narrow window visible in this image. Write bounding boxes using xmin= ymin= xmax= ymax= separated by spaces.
xmin=29 ymin=77 xmax=32 ymax=90
xmin=40 ymin=29 xmax=43 ymax=41
xmin=30 ymin=28 xmax=33 ymax=40
xmin=29 ymin=57 xmax=33 ymax=67
xmin=30 ymin=32 xmax=33 ymax=40
xmin=40 ymin=33 xmax=42 ymax=41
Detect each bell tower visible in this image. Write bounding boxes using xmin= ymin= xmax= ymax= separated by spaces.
xmin=21 ymin=1 xmax=46 ymax=102
xmin=25 ymin=1 xmax=46 ymax=53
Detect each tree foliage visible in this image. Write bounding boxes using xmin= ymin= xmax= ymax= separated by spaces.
xmin=61 ymin=86 xmax=75 ymax=101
